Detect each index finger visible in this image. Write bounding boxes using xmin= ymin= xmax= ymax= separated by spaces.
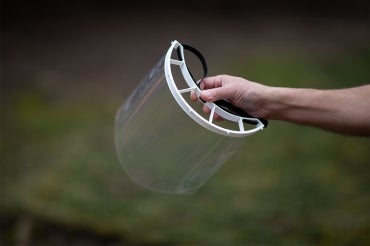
xmin=200 ymin=75 xmax=224 ymax=90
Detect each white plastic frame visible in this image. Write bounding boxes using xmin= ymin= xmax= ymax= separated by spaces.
xmin=164 ymin=40 xmax=265 ymax=137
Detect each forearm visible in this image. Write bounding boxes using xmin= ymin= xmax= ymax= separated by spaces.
xmin=263 ymin=85 xmax=370 ymax=136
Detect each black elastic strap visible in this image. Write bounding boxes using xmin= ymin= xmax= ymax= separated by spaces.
xmin=215 ymin=100 xmax=268 ymax=127
xmin=177 ymin=44 xmax=208 ymax=82
xmin=176 ymin=42 xmax=268 ymax=128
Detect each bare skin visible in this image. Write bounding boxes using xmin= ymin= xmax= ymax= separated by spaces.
xmin=190 ymin=75 xmax=370 ymax=136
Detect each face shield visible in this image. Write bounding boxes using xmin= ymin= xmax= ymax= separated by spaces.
xmin=115 ymin=40 xmax=267 ymax=194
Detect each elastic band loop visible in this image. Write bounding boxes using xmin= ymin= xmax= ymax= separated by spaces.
xmin=176 ymin=41 xmax=268 ymax=128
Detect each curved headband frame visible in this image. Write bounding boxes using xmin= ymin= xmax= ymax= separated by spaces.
xmin=164 ymin=40 xmax=266 ymax=137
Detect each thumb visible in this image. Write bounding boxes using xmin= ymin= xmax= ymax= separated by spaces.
xmin=200 ymin=86 xmax=235 ymax=102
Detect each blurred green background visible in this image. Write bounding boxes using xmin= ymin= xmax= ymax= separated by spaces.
xmin=1 ymin=1 xmax=369 ymax=245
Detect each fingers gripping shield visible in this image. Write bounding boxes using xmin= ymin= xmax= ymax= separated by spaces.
xmin=115 ymin=40 xmax=266 ymax=194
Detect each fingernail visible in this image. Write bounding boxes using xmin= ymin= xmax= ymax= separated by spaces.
xmin=201 ymin=90 xmax=211 ymax=99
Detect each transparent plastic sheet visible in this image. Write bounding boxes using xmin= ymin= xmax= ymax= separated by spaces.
xmin=115 ymin=57 xmax=244 ymax=194
xmin=115 ymin=41 xmax=266 ymax=194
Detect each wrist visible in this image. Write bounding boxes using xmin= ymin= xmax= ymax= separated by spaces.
xmin=261 ymin=86 xmax=305 ymax=121
xmin=257 ymin=86 xmax=285 ymax=119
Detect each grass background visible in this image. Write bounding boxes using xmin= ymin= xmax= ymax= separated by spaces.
xmin=1 ymin=1 xmax=369 ymax=245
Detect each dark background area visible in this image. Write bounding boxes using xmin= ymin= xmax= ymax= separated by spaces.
xmin=1 ymin=0 xmax=369 ymax=245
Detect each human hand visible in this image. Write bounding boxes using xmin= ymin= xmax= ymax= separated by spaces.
xmin=190 ymin=75 xmax=270 ymax=119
